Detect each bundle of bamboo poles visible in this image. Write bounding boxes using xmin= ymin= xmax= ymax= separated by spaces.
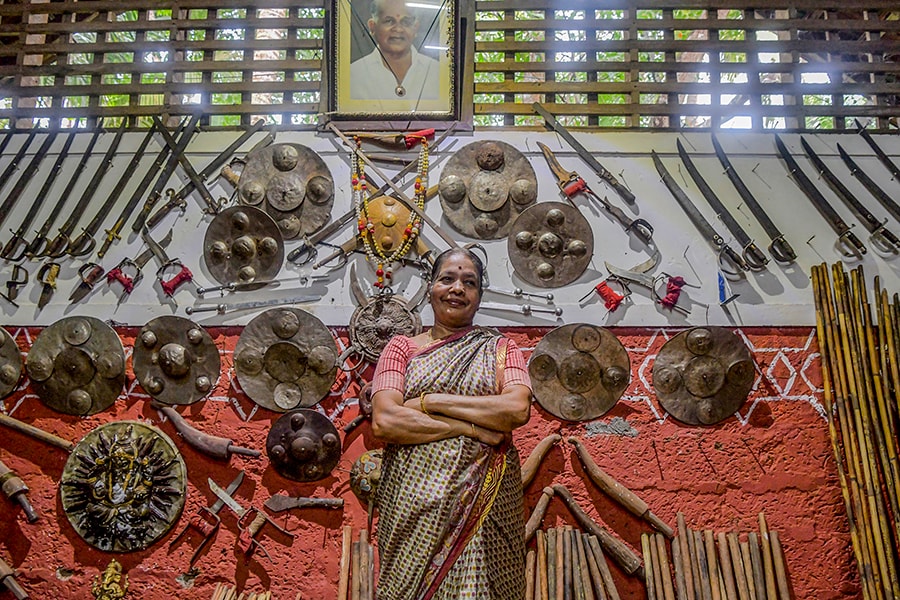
xmin=209 ymin=583 xmax=291 ymax=600
xmin=643 ymin=512 xmax=791 ymax=600
xmin=525 ymin=526 xmax=622 ymax=600
xmin=811 ymin=263 xmax=900 ymax=600
xmin=336 ymin=526 xmax=375 ymax=600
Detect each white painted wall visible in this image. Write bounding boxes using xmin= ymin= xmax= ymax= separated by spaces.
xmin=1 ymin=127 xmax=898 ymax=328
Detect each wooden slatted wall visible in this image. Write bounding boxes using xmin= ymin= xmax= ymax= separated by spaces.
xmin=0 ymin=0 xmax=898 ymax=130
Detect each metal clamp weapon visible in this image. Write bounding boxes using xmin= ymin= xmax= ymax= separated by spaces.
xmin=855 ymin=118 xmax=900 ymax=181
xmin=27 ymin=130 xmax=103 ymax=258
xmin=676 ymin=139 xmax=768 ymax=270
xmin=533 ymin=102 xmax=636 ymax=205
xmin=132 ymin=115 xmax=200 ymax=233
xmin=141 ymin=226 xmax=196 ymax=300
xmin=710 ymin=133 xmax=796 ymax=264
xmin=68 ymin=262 xmax=106 ymax=304
xmin=604 ymin=261 xmax=694 ymax=316
xmin=0 ymin=130 xmax=57 ymax=237
xmin=651 ymin=150 xmax=748 ymax=278
xmin=106 ymin=229 xmax=173 ymax=305
xmin=2 ymin=131 xmax=75 ymax=262
xmin=537 ymin=141 xmax=654 ymax=246
xmin=147 ymin=119 xmax=272 ymax=229
xmin=65 ymin=124 xmax=158 ymax=258
xmin=800 ymin=137 xmax=899 ymax=255
xmin=207 ymin=476 xmax=294 ymax=559
xmin=169 ymin=471 xmax=245 ymax=566
xmin=773 ymin=135 xmax=866 ymax=258
xmin=45 ymin=121 xmax=127 ymax=258
xmin=836 ymin=142 xmax=900 ymax=225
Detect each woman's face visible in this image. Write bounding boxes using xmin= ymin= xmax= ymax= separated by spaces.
xmin=430 ymin=253 xmax=481 ymax=329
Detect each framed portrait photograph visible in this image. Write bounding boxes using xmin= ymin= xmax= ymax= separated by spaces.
xmin=330 ymin=0 xmax=461 ymax=121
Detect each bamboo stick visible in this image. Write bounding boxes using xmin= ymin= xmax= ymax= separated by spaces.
xmin=359 ymin=530 xmax=370 ymax=600
xmin=538 ymin=530 xmax=550 ymax=600
xmin=676 ymin=513 xmax=696 ymax=600
xmin=527 ymin=548 xmax=537 ymax=600
xmin=655 ymin=533 xmax=677 ymax=600
xmin=770 ymin=531 xmax=791 ymax=600
xmin=351 ymin=539 xmax=361 ymax=600
xmin=747 ymin=533 xmax=766 ymax=600
xmin=672 ymin=535 xmax=687 ymax=600
xmin=576 ymin=529 xmax=595 ymax=600
xmin=572 ymin=527 xmax=586 ymax=600
xmin=587 ymin=535 xmax=621 ymax=600
xmin=556 ymin=526 xmax=565 ymax=600
xmin=703 ymin=531 xmax=721 ymax=600
xmin=642 ymin=533 xmax=658 ymax=600
xmin=548 ymin=528 xmax=558 ymax=600
xmin=564 ymin=526 xmax=574 ymax=600
xmin=583 ymin=533 xmax=609 ymax=600
xmin=726 ymin=533 xmax=751 ymax=600
xmin=740 ymin=540 xmax=757 ymax=600
xmin=715 ymin=532 xmax=738 ymax=600
xmin=338 ymin=525 xmax=352 ymax=600
xmin=693 ymin=530 xmax=712 ymax=600
xmin=683 ymin=516 xmax=704 ymax=600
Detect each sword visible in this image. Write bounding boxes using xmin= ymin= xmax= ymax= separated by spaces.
xmin=651 ymin=150 xmax=748 ymax=277
xmin=710 ymin=133 xmax=796 ymax=264
xmin=2 ymin=131 xmax=75 ymax=262
xmin=675 ymin=139 xmax=768 ymax=270
xmin=185 ymin=293 xmax=322 ymax=316
xmin=799 ymin=137 xmax=899 ymax=255
xmin=836 ymin=142 xmax=900 ymax=225
xmin=207 ymin=477 xmax=294 ymax=558
xmin=45 ymin=120 xmax=128 ymax=258
xmin=533 ymin=102 xmax=636 ymax=205
xmin=150 ymin=115 xmax=222 ymax=215
xmin=537 ymin=141 xmax=654 ymax=245
xmin=855 ymin=119 xmax=900 ymax=181
xmin=478 ymin=300 xmax=563 ymax=318
xmin=68 ymin=262 xmax=106 ymax=304
xmin=26 ymin=129 xmax=101 ymax=258
xmin=604 ymin=261 xmax=692 ymax=315
xmin=169 ymin=471 xmax=245 ymax=566
xmin=107 ymin=229 xmax=173 ymax=305
xmin=773 ymin=135 xmax=866 ymax=258
xmin=0 ymin=130 xmax=57 ymax=238
xmin=0 ymin=130 xmax=39 ymax=231
xmin=66 ymin=125 xmax=159 ymax=258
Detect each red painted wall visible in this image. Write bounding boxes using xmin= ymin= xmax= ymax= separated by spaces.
xmin=0 ymin=326 xmax=856 ymax=598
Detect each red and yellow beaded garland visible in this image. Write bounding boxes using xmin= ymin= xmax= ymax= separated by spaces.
xmin=353 ymin=135 xmax=428 ymax=289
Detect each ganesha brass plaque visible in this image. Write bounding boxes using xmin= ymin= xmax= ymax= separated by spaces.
xmin=60 ymin=421 xmax=186 ymax=552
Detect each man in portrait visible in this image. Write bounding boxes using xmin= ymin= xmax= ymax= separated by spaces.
xmin=349 ymin=0 xmax=440 ymax=103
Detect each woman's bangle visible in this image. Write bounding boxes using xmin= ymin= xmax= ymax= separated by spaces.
xmin=419 ymin=393 xmax=430 ymax=416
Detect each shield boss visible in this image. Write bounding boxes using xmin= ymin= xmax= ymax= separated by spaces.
xmin=236 ymin=142 xmax=334 ymax=239
xmin=652 ymin=327 xmax=754 ymax=425
xmin=509 ymin=202 xmax=593 ymax=288
xmin=133 ymin=315 xmax=220 ymax=405
xmin=529 ymin=324 xmax=630 ymax=421
xmin=234 ymin=307 xmax=337 ymax=412
xmin=439 ymin=140 xmax=538 ymax=239
xmin=25 ymin=316 xmax=124 ymax=416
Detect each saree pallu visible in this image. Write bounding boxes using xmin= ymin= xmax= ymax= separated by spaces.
xmin=375 ymin=328 xmax=525 ymax=600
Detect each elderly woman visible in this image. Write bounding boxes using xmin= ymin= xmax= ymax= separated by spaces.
xmin=371 ymin=247 xmax=533 ymax=600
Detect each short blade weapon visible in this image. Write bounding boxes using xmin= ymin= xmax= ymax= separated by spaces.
xmin=651 ymin=150 xmax=748 ymax=277
xmin=800 ymin=137 xmax=899 ymax=254
xmin=45 ymin=120 xmax=128 ymax=258
xmin=207 ymin=476 xmax=294 ymax=558
xmin=36 ymin=261 xmax=60 ymax=310
xmin=169 ymin=471 xmax=245 ymax=566
xmin=106 ymin=229 xmax=173 ymax=305
xmin=773 ymin=135 xmax=866 ymax=258
xmin=533 ymin=102 xmax=636 ymax=205
xmin=65 ymin=124 xmax=158 ymax=258
xmin=836 ymin=142 xmax=900 ymax=225
xmin=676 ymin=138 xmax=768 ymax=270
xmin=710 ymin=133 xmax=796 ymax=264
xmin=855 ymin=118 xmax=900 ymax=181
xmin=2 ymin=131 xmax=76 ymax=262
xmin=537 ymin=141 xmax=654 ymax=246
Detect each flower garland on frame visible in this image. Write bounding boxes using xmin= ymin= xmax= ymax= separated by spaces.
xmin=353 ymin=135 xmax=428 ymax=289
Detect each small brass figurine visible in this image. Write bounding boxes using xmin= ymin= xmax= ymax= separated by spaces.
xmin=91 ymin=559 xmax=128 ymax=600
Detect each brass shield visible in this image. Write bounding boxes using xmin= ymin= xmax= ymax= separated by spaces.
xmin=132 ymin=315 xmax=221 ymax=406
xmin=0 ymin=328 xmax=22 ymax=399
xmin=652 ymin=327 xmax=754 ymax=425
xmin=529 ymin=324 xmax=630 ymax=421
xmin=203 ymin=205 xmax=284 ymax=289
xmin=508 ymin=202 xmax=593 ymax=288
xmin=266 ymin=409 xmax=341 ymax=482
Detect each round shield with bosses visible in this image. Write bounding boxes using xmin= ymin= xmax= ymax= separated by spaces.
xmin=236 ymin=142 xmax=335 ymax=239
xmin=204 ymin=205 xmax=284 ymax=289
xmin=529 ymin=323 xmax=630 ymax=421
xmin=509 ymin=202 xmax=593 ymax=288
xmin=59 ymin=421 xmax=187 ymax=552
xmin=25 ymin=316 xmax=125 ymax=416
xmin=439 ymin=140 xmax=538 ymax=239
xmin=652 ymin=327 xmax=754 ymax=425
xmin=266 ymin=409 xmax=341 ymax=482
xmin=234 ymin=307 xmax=338 ymax=412
xmin=132 ymin=315 xmax=221 ymax=405
xmin=0 ymin=327 xmax=22 ymax=399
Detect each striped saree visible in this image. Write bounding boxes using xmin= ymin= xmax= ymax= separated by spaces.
xmin=375 ymin=328 xmax=526 ymax=600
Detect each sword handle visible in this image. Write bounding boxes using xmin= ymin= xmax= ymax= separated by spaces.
xmin=96 ymin=224 xmax=123 ymax=260
xmin=767 ymin=235 xmax=797 ymax=264
xmin=741 ymin=242 xmax=769 ymax=271
xmin=238 ymin=509 xmax=267 ymax=555
xmin=158 ymin=262 xmax=194 ymax=297
xmin=0 ymin=233 xmax=26 ymax=262
xmin=146 ymin=190 xmax=187 ymax=230
xmin=132 ymin=191 xmax=163 ymax=233
xmin=624 ymin=217 xmax=654 ymax=246
xmin=718 ymin=244 xmax=749 ymax=277
xmin=44 ymin=231 xmax=69 ymax=258
xmin=65 ymin=230 xmax=96 ymax=258
xmin=24 ymin=234 xmax=48 ymax=258
xmin=869 ymin=225 xmax=900 ymax=255
xmin=836 ymin=229 xmax=867 ymax=258
xmin=185 ymin=304 xmax=226 ymax=315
